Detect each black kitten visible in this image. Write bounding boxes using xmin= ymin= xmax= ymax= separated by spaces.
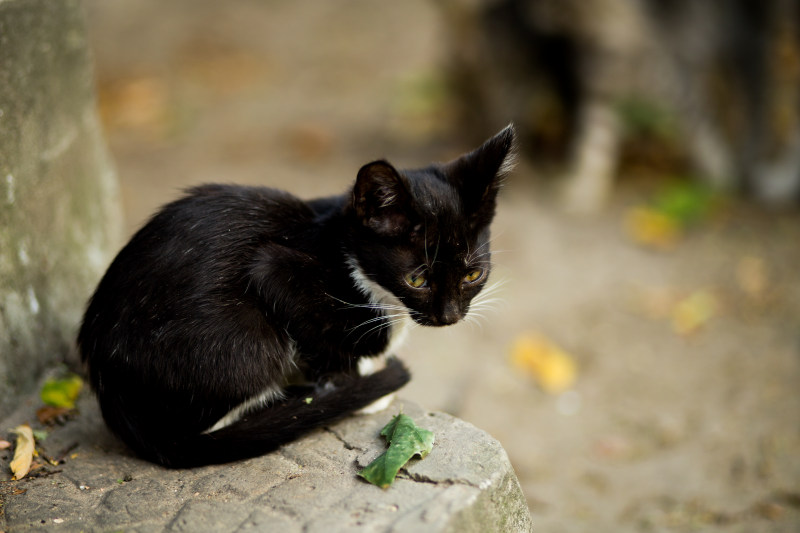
xmin=78 ymin=125 xmax=516 ymax=467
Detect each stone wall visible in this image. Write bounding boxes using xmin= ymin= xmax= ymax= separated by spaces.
xmin=0 ymin=0 xmax=121 ymax=418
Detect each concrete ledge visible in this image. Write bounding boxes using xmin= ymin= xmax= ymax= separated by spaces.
xmin=0 ymin=395 xmax=532 ymax=532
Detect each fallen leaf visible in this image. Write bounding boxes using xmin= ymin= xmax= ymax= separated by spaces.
xmin=624 ymin=206 xmax=681 ymax=250
xmin=10 ymin=424 xmax=35 ymax=480
xmin=358 ymin=413 xmax=434 ymax=489
xmin=624 ymin=181 xmax=720 ymax=250
xmin=652 ymin=181 xmax=717 ymax=225
xmin=40 ymin=374 xmax=82 ymax=409
xmin=672 ymin=290 xmax=719 ymax=335
xmin=98 ymin=76 xmax=170 ymax=134
xmin=36 ymin=405 xmax=75 ymax=426
xmin=510 ymin=333 xmax=578 ymax=394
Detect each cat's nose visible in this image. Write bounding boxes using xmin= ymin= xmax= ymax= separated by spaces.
xmin=436 ymin=302 xmax=462 ymax=326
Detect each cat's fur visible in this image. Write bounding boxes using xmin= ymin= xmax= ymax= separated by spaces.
xmin=78 ymin=126 xmax=515 ymax=468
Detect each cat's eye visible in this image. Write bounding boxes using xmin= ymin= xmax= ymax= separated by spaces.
xmin=404 ymin=271 xmax=428 ymax=289
xmin=463 ymin=268 xmax=484 ymax=284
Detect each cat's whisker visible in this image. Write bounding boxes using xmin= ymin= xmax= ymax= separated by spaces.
xmin=469 ymin=297 xmax=505 ymax=313
xmin=470 ymin=296 xmax=502 ymax=309
xmin=327 ymin=294 xmax=408 ymax=314
xmin=465 ymin=235 xmax=496 ymax=263
xmin=473 ymin=287 xmax=505 ymax=304
xmin=462 ymin=279 xmax=508 ymax=324
xmin=362 ymin=304 xmax=408 ymax=313
xmin=462 ymin=313 xmax=486 ymax=332
xmin=411 ymin=263 xmax=427 ymax=277
xmin=467 ymin=304 xmax=496 ymax=317
xmin=347 ymin=312 xmax=409 ymax=333
xmin=424 ymin=224 xmax=430 ymax=265
xmin=354 ymin=314 xmax=410 ymax=346
xmin=468 ymin=249 xmax=509 ymax=262
xmin=474 ymin=279 xmax=508 ymax=300
xmin=466 ymin=231 xmax=511 ymax=264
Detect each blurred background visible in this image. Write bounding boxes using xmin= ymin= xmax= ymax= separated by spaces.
xmin=84 ymin=0 xmax=800 ymax=530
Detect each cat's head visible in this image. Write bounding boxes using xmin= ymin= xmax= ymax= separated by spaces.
xmin=349 ymin=125 xmax=516 ymax=327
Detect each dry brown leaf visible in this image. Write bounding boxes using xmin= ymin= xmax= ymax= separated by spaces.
xmin=10 ymin=424 xmax=35 ymax=480
xmin=36 ymin=405 xmax=75 ymax=426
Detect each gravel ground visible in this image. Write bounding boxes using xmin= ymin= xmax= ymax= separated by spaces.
xmin=84 ymin=1 xmax=800 ymax=531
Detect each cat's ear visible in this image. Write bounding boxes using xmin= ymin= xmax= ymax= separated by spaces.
xmin=353 ymin=160 xmax=413 ymax=236
xmin=443 ymin=124 xmax=517 ymax=226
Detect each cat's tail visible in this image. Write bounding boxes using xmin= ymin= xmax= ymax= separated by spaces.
xmin=144 ymin=357 xmax=411 ymax=468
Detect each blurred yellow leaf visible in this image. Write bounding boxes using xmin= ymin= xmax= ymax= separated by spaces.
xmin=10 ymin=424 xmax=35 ymax=480
xmin=40 ymin=374 xmax=82 ymax=409
xmin=624 ymin=206 xmax=681 ymax=250
xmin=98 ymin=76 xmax=170 ymax=135
xmin=510 ymin=334 xmax=577 ymax=393
xmin=671 ymin=290 xmax=718 ymax=335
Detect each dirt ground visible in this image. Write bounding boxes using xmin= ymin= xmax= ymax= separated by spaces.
xmin=85 ymin=1 xmax=800 ymax=531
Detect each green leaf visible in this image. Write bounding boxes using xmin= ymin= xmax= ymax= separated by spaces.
xmin=652 ymin=181 xmax=716 ymax=226
xmin=40 ymin=374 xmax=83 ymax=409
xmin=358 ymin=413 xmax=434 ymax=489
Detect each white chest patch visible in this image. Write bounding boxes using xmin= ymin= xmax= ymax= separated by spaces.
xmin=346 ymin=255 xmax=412 ymax=358
xmin=347 ymin=256 xmax=413 ymax=415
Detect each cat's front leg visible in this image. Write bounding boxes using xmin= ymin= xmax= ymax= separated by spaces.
xmin=355 ymin=355 xmax=396 ymax=414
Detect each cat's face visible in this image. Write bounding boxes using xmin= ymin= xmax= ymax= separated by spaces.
xmin=350 ymin=125 xmax=515 ymax=327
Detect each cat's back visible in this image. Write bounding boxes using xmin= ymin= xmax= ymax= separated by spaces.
xmin=84 ymin=184 xmax=322 ymax=325
xmin=122 ymin=184 xmax=317 ymax=263
xmin=154 ymin=183 xmax=313 ymax=241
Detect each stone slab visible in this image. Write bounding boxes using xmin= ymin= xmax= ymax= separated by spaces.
xmin=0 ymin=393 xmax=531 ymax=532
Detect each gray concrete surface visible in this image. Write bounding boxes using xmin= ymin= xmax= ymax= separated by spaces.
xmin=0 ymin=0 xmax=121 ymax=419
xmin=0 ymin=394 xmax=532 ymax=532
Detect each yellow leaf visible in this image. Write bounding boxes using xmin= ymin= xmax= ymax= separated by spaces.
xmin=40 ymin=374 xmax=82 ymax=409
xmin=672 ymin=290 xmax=718 ymax=335
xmin=624 ymin=206 xmax=681 ymax=250
xmin=10 ymin=424 xmax=35 ymax=480
xmin=510 ymin=334 xmax=577 ymax=393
